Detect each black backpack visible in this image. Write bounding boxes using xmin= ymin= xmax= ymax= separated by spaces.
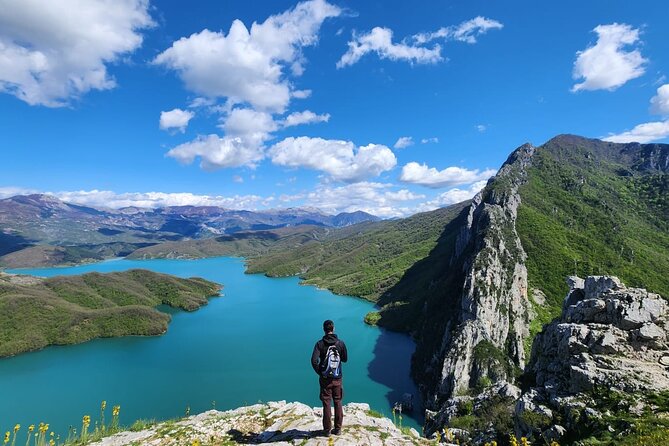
xmin=320 ymin=342 xmax=342 ymax=378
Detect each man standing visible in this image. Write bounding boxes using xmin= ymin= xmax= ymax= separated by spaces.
xmin=311 ymin=319 xmax=348 ymax=436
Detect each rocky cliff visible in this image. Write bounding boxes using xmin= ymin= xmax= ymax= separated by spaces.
xmin=89 ymin=402 xmax=429 ymax=446
xmin=415 ymin=135 xmax=669 ymax=443
xmin=418 ymin=143 xmax=536 ymax=434
xmin=516 ymin=275 xmax=669 ymax=442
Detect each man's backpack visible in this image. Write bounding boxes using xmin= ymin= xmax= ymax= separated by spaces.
xmin=320 ymin=343 xmax=342 ymax=378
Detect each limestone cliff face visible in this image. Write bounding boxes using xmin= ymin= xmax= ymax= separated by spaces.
xmin=515 ymin=276 xmax=669 ymax=439
xmin=418 ymin=143 xmax=536 ymax=428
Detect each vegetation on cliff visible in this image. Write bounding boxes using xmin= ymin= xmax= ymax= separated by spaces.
xmin=0 ymin=270 xmax=220 ymax=357
xmin=517 ymin=135 xmax=669 ymax=334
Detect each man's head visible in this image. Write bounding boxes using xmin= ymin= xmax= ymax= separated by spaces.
xmin=323 ymin=319 xmax=334 ymax=334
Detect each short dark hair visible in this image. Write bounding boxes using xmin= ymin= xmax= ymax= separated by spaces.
xmin=323 ymin=319 xmax=334 ymax=333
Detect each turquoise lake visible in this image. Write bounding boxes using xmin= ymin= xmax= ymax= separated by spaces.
xmin=1 ymin=257 xmax=422 ymax=437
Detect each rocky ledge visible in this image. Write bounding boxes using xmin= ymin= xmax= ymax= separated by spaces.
xmin=90 ymin=401 xmax=430 ymax=446
xmin=517 ymin=275 xmax=669 ymax=440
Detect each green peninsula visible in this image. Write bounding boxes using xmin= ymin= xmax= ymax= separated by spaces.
xmin=0 ymin=269 xmax=221 ymax=357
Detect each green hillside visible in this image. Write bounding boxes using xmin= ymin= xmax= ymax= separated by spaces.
xmin=246 ymin=203 xmax=469 ymax=302
xmin=0 ymin=269 xmax=221 ymax=357
xmin=517 ymin=135 xmax=669 ymax=333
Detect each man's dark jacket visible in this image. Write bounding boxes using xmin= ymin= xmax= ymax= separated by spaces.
xmin=311 ymin=333 xmax=348 ymax=377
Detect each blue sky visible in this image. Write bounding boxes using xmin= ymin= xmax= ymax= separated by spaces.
xmin=0 ymin=0 xmax=667 ymax=217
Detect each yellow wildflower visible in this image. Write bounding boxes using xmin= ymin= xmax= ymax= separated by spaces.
xmin=28 ymin=426 xmax=34 ymax=433
xmin=12 ymin=426 xmax=19 ymax=434
xmin=112 ymin=406 xmax=120 ymax=416
xmin=3 ymin=432 xmax=9 ymax=444
xmin=101 ymin=401 xmax=107 ymax=411
xmin=521 ymin=437 xmax=530 ymax=446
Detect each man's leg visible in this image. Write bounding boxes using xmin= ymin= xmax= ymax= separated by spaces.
xmin=319 ymin=378 xmax=333 ymax=432
xmin=332 ymin=380 xmax=344 ymax=432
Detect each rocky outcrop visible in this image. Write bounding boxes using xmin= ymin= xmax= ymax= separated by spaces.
xmin=530 ymin=275 xmax=669 ymax=396
xmin=420 ymin=143 xmax=536 ymax=433
xmin=517 ymin=276 xmax=669 ymax=439
xmin=89 ymin=401 xmax=430 ymax=446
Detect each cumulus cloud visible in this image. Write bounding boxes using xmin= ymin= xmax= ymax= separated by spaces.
xmin=393 ymin=136 xmax=414 ymax=149
xmin=269 ymin=136 xmax=397 ymax=182
xmin=303 ymin=182 xmax=423 ymax=218
xmin=476 ymin=124 xmax=487 ymax=132
xmin=282 ymin=110 xmax=330 ymax=127
xmin=650 ymin=84 xmax=669 ymax=116
xmin=337 ymin=16 xmax=502 ymax=68
xmin=400 ymin=162 xmax=496 ymax=188
xmin=603 ymin=120 xmax=669 ymax=143
xmin=421 ymin=137 xmax=439 ymax=144
xmin=222 ymin=108 xmax=277 ymax=142
xmin=414 ymin=180 xmax=488 ymax=213
xmin=0 ymin=0 xmax=153 ymax=107
xmin=160 ymin=108 xmax=195 ymax=132
xmin=153 ymin=0 xmax=340 ymax=112
xmin=167 ymin=134 xmax=265 ymax=170
xmin=413 ymin=16 xmax=503 ymax=44
xmin=572 ymin=23 xmax=647 ymax=92
xmin=337 ymin=27 xmax=442 ymax=68
xmin=53 ymin=189 xmax=274 ymax=210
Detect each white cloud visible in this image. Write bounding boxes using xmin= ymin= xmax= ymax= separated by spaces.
xmin=400 ymin=162 xmax=496 ymax=188
xmin=413 ymin=16 xmax=503 ymax=44
xmin=476 ymin=124 xmax=487 ymax=133
xmin=283 ymin=110 xmax=330 ymax=127
xmin=338 ymin=16 xmax=502 ymax=68
xmin=292 ymin=89 xmax=312 ymax=99
xmin=304 ymin=182 xmax=423 ymax=218
xmin=167 ymin=134 xmax=265 ymax=170
xmin=603 ymin=120 xmax=669 ymax=143
xmin=0 ymin=0 xmax=153 ymax=107
xmin=52 ymin=189 xmax=274 ymax=210
xmin=160 ymin=108 xmax=195 ymax=133
xmin=337 ymin=27 xmax=443 ymax=68
xmin=650 ymin=84 xmax=669 ymax=116
xmin=572 ymin=23 xmax=647 ymax=92
xmin=153 ymin=0 xmax=340 ymax=112
xmin=269 ymin=136 xmax=397 ymax=182
xmin=221 ymin=108 xmax=277 ymax=143
xmin=414 ymin=180 xmax=488 ymax=213
xmin=393 ymin=136 xmax=414 ymax=149
xmin=232 ymin=175 xmax=244 ymax=183
xmin=0 ymin=186 xmax=37 ymax=198
xmin=421 ymin=137 xmax=439 ymax=144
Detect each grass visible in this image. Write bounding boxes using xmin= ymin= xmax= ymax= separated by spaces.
xmin=0 ymin=269 xmax=220 ymax=357
xmin=245 ymin=204 xmax=469 ymax=303
xmin=516 ymin=136 xmax=669 ymax=352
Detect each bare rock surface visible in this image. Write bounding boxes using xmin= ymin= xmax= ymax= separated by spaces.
xmin=530 ymin=275 xmax=669 ymax=396
xmin=517 ymin=275 xmax=669 ymax=438
xmin=90 ymin=401 xmax=430 ymax=446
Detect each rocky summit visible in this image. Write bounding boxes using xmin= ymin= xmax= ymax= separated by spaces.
xmin=89 ymin=402 xmax=429 ymax=446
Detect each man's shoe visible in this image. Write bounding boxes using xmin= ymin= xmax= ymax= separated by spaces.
xmin=331 ymin=428 xmax=341 ymax=435
xmin=321 ymin=429 xmax=331 ymax=437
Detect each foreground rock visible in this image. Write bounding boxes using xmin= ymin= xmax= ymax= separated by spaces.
xmin=90 ymin=401 xmax=430 ymax=446
xmin=517 ymin=276 xmax=669 ymax=440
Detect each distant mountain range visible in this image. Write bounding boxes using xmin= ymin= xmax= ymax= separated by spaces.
xmin=0 ymin=194 xmax=379 ymax=265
